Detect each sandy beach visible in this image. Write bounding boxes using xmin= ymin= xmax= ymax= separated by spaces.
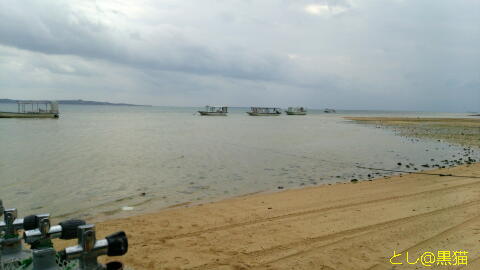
xmin=56 ymin=117 xmax=480 ymax=270
xmin=3 ymin=1 xmax=479 ymax=268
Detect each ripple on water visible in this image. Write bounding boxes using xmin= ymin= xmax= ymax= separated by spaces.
xmin=0 ymin=106 xmax=479 ymax=219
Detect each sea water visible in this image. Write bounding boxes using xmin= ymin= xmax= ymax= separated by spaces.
xmin=0 ymin=104 xmax=478 ymax=220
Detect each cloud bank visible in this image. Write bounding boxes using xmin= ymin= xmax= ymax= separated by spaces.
xmin=0 ymin=0 xmax=478 ymax=111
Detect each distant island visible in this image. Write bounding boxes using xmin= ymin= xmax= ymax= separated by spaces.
xmin=0 ymin=99 xmax=151 ymax=107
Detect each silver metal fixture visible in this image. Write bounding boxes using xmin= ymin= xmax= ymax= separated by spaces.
xmin=60 ymin=224 xmax=128 ymax=270
xmin=24 ymin=214 xmax=86 ymax=247
xmin=0 ymin=208 xmax=25 ymax=256
xmin=22 ymin=215 xmax=86 ymax=270
xmin=0 ymin=208 xmax=32 ymax=268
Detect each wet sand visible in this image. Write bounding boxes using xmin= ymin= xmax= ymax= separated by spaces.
xmin=344 ymin=117 xmax=480 ymax=148
xmin=55 ymin=117 xmax=480 ymax=269
xmin=71 ymin=163 xmax=479 ymax=270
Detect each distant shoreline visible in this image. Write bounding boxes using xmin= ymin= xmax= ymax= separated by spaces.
xmin=0 ymin=99 xmax=151 ymax=107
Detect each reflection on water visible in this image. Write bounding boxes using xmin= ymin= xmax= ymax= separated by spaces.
xmin=0 ymin=105 xmax=478 ymax=220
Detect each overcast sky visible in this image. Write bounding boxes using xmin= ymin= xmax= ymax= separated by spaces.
xmin=0 ymin=0 xmax=478 ymax=111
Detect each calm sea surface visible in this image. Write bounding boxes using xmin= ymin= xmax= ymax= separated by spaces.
xmin=0 ymin=104 xmax=478 ymax=220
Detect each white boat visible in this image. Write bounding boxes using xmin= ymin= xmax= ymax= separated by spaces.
xmin=324 ymin=108 xmax=336 ymax=113
xmin=198 ymin=106 xmax=228 ymax=116
xmin=0 ymin=101 xmax=59 ymax=118
xmin=247 ymin=107 xmax=282 ymax=116
xmin=286 ymin=107 xmax=307 ymax=115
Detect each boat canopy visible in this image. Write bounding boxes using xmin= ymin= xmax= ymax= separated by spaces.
xmin=204 ymin=106 xmax=228 ymax=113
xmin=287 ymin=107 xmax=306 ymax=112
xmin=250 ymin=107 xmax=281 ymax=113
xmin=16 ymin=100 xmax=59 ymax=114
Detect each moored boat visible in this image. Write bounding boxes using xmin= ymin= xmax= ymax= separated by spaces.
xmin=247 ymin=107 xmax=282 ymax=116
xmin=285 ymin=107 xmax=307 ymax=115
xmin=198 ymin=106 xmax=228 ymax=116
xmin=324 ymin=108 xmax=336 ymax=113
xmin=0 ymin=100 xmax=59 ymax=118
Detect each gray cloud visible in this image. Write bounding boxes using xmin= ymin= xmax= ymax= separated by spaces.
xmin=0 ymin=0 xmax=478 ymax=111
xmin=0 ymin=0 xmax=294 ymax=82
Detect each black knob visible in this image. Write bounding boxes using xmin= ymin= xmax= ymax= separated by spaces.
xmin=106 ymin=231 xmax=128 ymax=256
xmin=59 ymin=219 xmax=86 ymax=239
xmin=106 ymin=261 xmax=124 ymax=270
xmin=58 ymin=250 xmax=67 ymax=261
xmin=23 ymin=215 xmax=38 ymax=231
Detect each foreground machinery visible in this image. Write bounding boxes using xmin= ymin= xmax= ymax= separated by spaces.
xmin=0 ymin=200 xmax=129 ymax=270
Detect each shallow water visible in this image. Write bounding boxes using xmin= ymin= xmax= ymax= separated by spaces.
xmin=0 ymin=104 xmax=478 ymax=220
